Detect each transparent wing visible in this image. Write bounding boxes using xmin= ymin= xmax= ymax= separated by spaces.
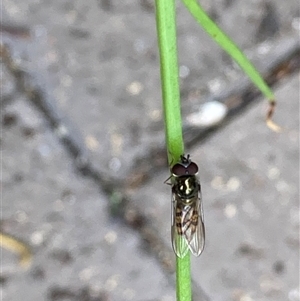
xmin=171 ymin=194 xmax=189 ymax=258
xmin=187 ymin=193 xmax=205 ymax=257
xmin=171 ymin=190 xmax=205 ymax=258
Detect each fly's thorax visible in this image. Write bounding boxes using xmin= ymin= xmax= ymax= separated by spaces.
xmin=173 ymin=175 xmax=199 ymax=199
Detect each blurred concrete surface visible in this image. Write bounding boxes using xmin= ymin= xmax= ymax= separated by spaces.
xmin=1 ymin=0 xmax=300 ymax=301
xmin=130 ymin=73 xmax=299 ymax=301
xmin=1 ymin=97 xmax=174 ymax=301
xmin=1 ymin=0 xmax=299 ymax=179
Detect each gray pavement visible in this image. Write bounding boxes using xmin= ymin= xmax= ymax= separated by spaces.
xmin=1 ymin=1 xmax=300 ymax=301
xmin=1 ymin=97 xmax=175 ymax=300
xmin=130 ymin=73 xmax=299 ymax=301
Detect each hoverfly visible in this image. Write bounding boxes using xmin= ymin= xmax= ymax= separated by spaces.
xmin=170 ymin=155 xmax=205 ymax=258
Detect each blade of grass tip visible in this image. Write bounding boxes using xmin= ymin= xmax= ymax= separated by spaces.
xmin=181 ymin=0 xmax=281 ymax=129
xmin=155 ymin=1 xmax=192 ymax=300
xmin=181 ymin=0 xmax=274 ymax=100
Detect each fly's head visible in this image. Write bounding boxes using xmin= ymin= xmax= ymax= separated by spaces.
xmin=171 ymin=155 xmax=199 ymax=178
xmin=171 ymin=155 xmax=199 ymax=199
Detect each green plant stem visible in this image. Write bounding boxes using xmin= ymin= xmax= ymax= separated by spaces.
xmin=176 ymin=254 xmax=192 ymax=301
xmin=155 ymin=1 xmax=192 ymax=300
xmin=182 ymin=0 xmax=275 ymax=102
xmin=155 ymin=0 xmax=184 ymax=163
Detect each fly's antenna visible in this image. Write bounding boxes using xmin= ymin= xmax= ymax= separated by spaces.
xmin=180 ymin=154 xmax=190 ymax=164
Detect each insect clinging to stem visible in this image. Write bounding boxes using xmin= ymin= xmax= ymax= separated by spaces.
xmin=168 ymin=154 xmax=205 ymax=258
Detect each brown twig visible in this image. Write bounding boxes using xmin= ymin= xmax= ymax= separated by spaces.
xmin=266 ymin=101 xmax=282 ymax=132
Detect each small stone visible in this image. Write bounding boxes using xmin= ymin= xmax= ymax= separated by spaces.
xmin=85 ymin=135 xmax=99 ymax=151
xmin=288 ymin=288 xmax=300 ymax=301
xmin=148 ymin=109 xmax=162 ymax=121
xmin=292 ymin=17 xmax=300 ymax=31
xmin=104 ymin=231 xmax=117 ymax=245
xmin=186 ymin=101 xmax=227 ymax=128
xmin=109 ymin=157 xmax=121 ymax=172
xmin=31 ymin=231 xmax=44 ymax=246
xmin=267 ymin=167 xmax=280 ymax=180
xmin=179 ymin=65 xmax=190 ymax=78
xmin=126 ymin=81 xmax=143 ymax=95
xmin=226 ymin=177 xmax=241 ymax=191
xmin=15 ymin=211 xmax=28 ymax=224
xmin=211 ymin=176 xmax=225 ymax=190
xmin=224 ymin=203 xmax=237 ymax=218
xmin=79 ymin=268 xmax=94 ymax=281
xmin=104 ymin=274 xmax=120 ymax=291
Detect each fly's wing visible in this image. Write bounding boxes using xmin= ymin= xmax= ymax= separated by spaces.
xmin=187 ymin=189 xmax=205 ymax=256
xmin=171 ymin=193 xmax=189 ymax=258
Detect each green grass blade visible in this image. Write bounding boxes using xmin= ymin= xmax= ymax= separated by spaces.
xmin=155 ymin=0 xmax=184 ymax=163
xmin=181 ymin=0 xmax=275 ymax=102
xmin=155 ymin=1 xmax=192 ymax=300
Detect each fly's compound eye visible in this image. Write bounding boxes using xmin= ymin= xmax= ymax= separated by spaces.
xmin=171 ymin=161 xmax=199 ymax=176
xmin=171 ymin=164 xmax=187 ymax=176
xmin=186 ymin=162 xmax=198 ymax=175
